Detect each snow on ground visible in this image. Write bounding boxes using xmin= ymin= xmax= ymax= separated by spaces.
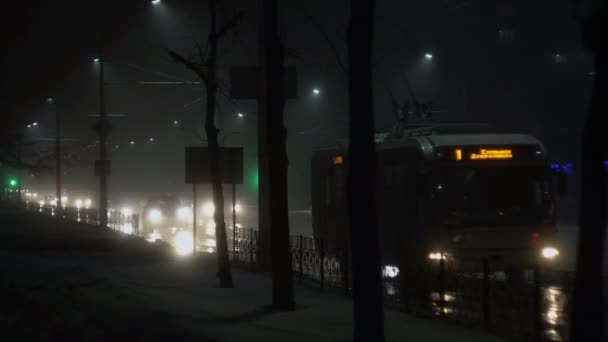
xmin=0 ymin=205 xmax=504 ymax=342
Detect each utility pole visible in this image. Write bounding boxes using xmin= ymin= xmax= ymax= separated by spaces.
xmin=49 ymin=98 xmax=62 ymax=214
xmin=95 ymin=41 xmax=110 ymax=228
xmin=16 ymin=141 xmax=21 ymax=202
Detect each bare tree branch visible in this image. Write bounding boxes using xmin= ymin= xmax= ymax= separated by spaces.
xmin=167 ymin=49 xmax=209 ymax=85
xmin=215 ymin=10 xmax=246 ymax=40
xmin=302 ymin=12 xmax=347 ymax=73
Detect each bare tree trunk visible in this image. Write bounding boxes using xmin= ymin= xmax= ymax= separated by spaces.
xmin=263 ymin=0 xmax=295 ymax=311
xmin=207 ymin=0 xmax=233 ymax=288
xmin=347 ymin=1 xmax=385 ymax=341
xmin=168 ymin=1 xmax=243 ymax=288
xmin=571 ymin=5 xmax=606 ymax=341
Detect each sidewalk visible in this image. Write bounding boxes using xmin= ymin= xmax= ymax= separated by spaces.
xmin=0 ymin=208 xmax=504 ymax=341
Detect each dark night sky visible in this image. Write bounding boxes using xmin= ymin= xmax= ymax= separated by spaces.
xmin=2 ymin=0 xmax=593 ymax=210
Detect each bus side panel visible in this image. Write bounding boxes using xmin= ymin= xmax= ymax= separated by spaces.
xmin=311 ymin=153 xmax=348 ymax=242
xmin=376 ymin=146 xmax=422 ymax=264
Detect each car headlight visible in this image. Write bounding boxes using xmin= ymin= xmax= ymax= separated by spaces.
xmin=382 ymin=265 xmax=400 ymax=278
xmin=147 ymin=231 xmax=161 ymax=242
xmin=175 ymin=231 xmax=194 ymax=256
xmin=205 ymin=221 xmax=216 ymax=235
xmin=121 ymin=207 xmax=133 ymax=216
xmin=202 ymin=202 xmax=215 ymax=217
xmin=542 ymin=247 xmax=559 ymax=259
xmin=428 ymin=252 xmax=448 ymax=260
xmin=177 ymin=207 xmax=191 ymax=221
xmin=148 ymin=209 xmax=162 ymax=223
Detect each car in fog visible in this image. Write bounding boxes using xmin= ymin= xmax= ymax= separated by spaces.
xmin=142 ymin=195 xmax=192 ymax=243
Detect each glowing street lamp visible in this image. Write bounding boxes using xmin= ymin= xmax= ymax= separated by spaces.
xmin=312 ymin=88 xmax=320 ymax=95
xmin=424 ymin=53 xmax=433 ymax=60
xmin=237 ymin=113 xmax=244 ymax=118
xmin=152 ymin=0 xmax=161 ymax=4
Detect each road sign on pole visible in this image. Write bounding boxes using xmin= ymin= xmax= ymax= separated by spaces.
xmin=185 ymin=147 xmax=243 ymax=184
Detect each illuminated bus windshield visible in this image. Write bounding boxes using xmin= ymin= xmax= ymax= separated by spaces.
xmin=428 ymin=166 xmax=555 ymax=226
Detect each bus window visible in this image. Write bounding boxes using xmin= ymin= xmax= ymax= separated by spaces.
xmin=429 ymin=166 xmax=554 ymax=226
xmin=333 ymin=167 xmax=346 ymax=202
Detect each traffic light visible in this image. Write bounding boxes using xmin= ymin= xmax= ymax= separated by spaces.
xmin=7 ymin=177 xmax=18 ymax=188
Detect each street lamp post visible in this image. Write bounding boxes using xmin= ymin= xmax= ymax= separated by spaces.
xmin=95 ymin=46 xmax=110 ymax=228
xmin=48 ymin=98 xmax=62 ymax=215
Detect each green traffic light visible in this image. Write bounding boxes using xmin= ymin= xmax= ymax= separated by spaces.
xmin=8 ymin=178 xmax=18 ymax=188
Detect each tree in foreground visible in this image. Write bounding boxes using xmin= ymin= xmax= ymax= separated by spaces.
xmin=262 ymin=0 xmax=295 ymax=310
xmin=346 ymin=0 xmax=385 ymax=341
xmin=570 ymin=2 xmax=607 ymax=341
xmin=169 ymin=0 xmax=244 ymax=288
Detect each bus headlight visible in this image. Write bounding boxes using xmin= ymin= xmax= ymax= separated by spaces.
xmin=148 ymin=209 xmax=162 ymax=223
xmin=542 ymin=247 xmax=559 ymax=259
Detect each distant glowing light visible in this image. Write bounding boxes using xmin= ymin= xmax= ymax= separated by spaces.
xmin=130 ymin=140 xmax=135 ymax=145
xmin=203 ymin=239 xmax=216 ymax=248
xmin=32 ymin=122 xmax=38 ymax=126
xmin=202 ymin=202 xmax=215 ymax=216
xmin=173 ymin=120 xmax=179 ymax=125
xmin=75 ymin=199 xmax=83 ymax=209
xmin=151 ymin=0 xmax=161 ymax=4
xmin=93 ymin=58 xmax=100 ymax=63
xmin=61 ymin=196 xmax=68 ymax=204
xmin=148 ymin=209 xmax=162 ymax=223
xmin=332 ymin=155 xmax=344 ymax=165
xmin=425 ymin=53 xmax=434 ymax=60
xmin=205 ymin=221 xmax=216 ymax=235
xmin=39 ymin=200 xmax=46 ymax=207
xmin=84 ymin=198 xmax=92 ymax=208
xmin=27 ymin=124 xmax=32 ymax=128
xmin=149 ymin=137 xmax=154 ymax=142
xmin=177 ymin=207 xmax=191 ymax=220
xmin=122 ymin=223 xmax=134 ymax=235
xmin=175 ymin=231 xmax=194 ymax=256
xmin=312 ymin=88 xmax=320 ymax=95
xmin=237 ymin=113 xmax=244 ymax=118
xmin=122 ymin=207 xmax=133 ymax=216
